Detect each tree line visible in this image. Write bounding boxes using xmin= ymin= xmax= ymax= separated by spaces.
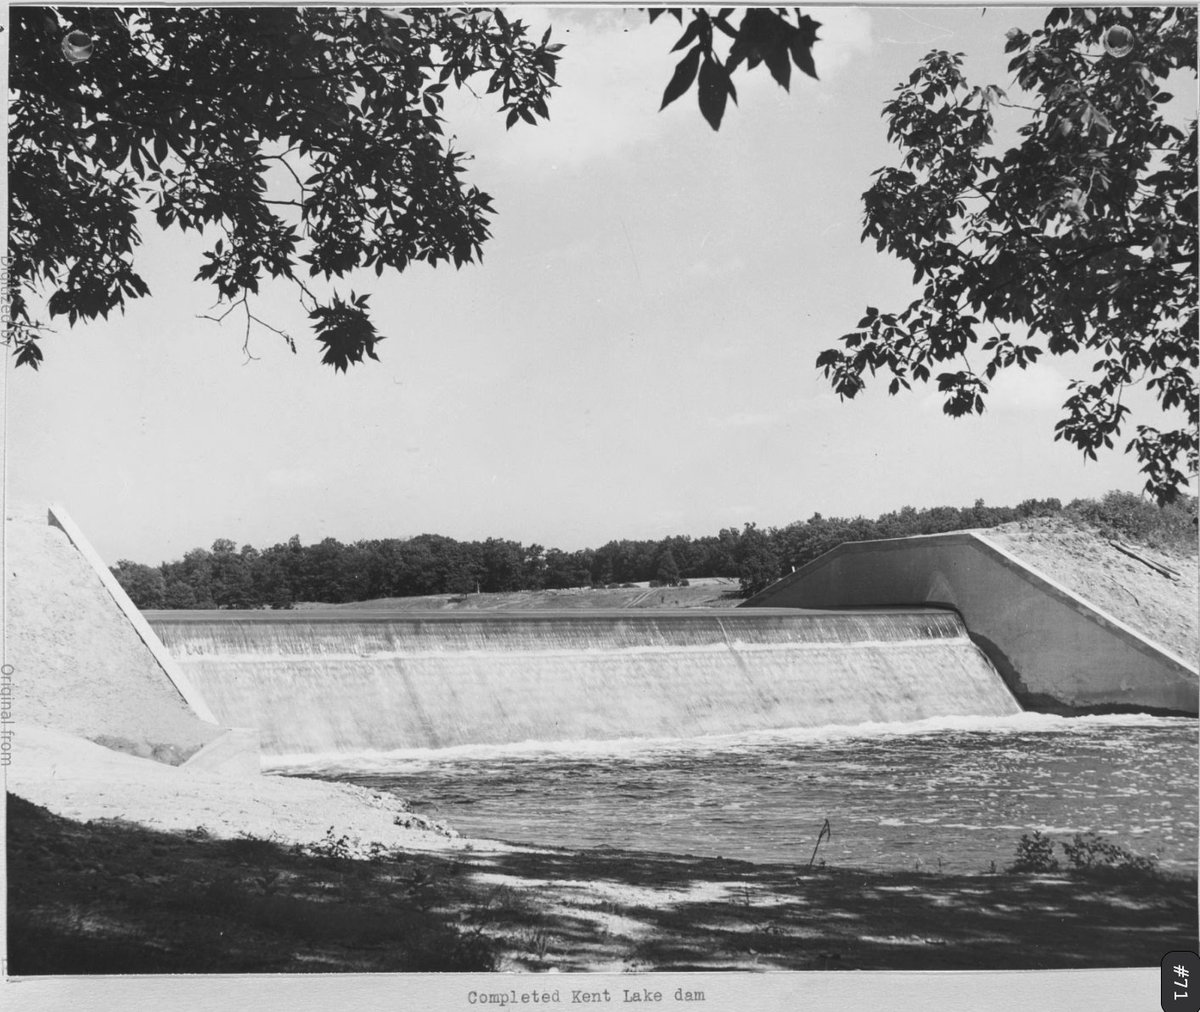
xmin=111 ymin=491 xmax=1196 ymax=610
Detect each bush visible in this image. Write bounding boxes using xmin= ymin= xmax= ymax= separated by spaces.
xmin=1008 ymin=831 xmax=1059 ymax=873
xmin=1066 ymin=490 xmax=1198 ymax=552
xmin=1060 ymin=832 xmax=1160 ymax=877
xmin=1007 ymin=830 xmax=1161 ymax=879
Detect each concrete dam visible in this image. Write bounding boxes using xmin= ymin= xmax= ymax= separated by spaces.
xmin=145 ymin=609 xmax=1021 ymax=757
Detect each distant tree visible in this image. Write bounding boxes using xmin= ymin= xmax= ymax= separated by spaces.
xmin=162 ymin=579 xmax=199 ymax=609
xmin=817 ymin=8 xmax=1197 ymax=504
xmin=735 ymin=522 xmax=782 ymax=597
xmin=168 ymin=546 xmax=216 ymax=607
xmin=522 ymin=543 xmax=548 ymax=591
xmin=654 ymin=546 xmax=682 ymax=587
xmin=9 ymin=7 xmax=818 ymax=371
xmin=1015 ymin=496 xmax=1062 ymax=519
xmin=657 ymin=534 xmax=701 ymax=578
xmin=543 ymin=547 xmax=592 ymax=590
xmin=590 ymin=543 xmax=616 ymax=587
xmin=209 ymin=537 xmax=255 ymax=608
xmin=480 ymin=537 xmax=525 ymax=593
xmin=707 ymin=527 xmax=743 ymax=578
xmin=251 ymin=545 xmax=295 ymax=609
xmin=593 ymin=539 xmax=645 ymax=585
xmin=1066 ymin=488 xmax=1198 ymax=548
xmin=873 ymin=504 xmax=921 ymax=540
xmin=110 ymin=559 xmax=166 ymax=609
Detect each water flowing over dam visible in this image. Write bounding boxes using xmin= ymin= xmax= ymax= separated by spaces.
xmin=146 ymin=608 xmax=1021 ymax=757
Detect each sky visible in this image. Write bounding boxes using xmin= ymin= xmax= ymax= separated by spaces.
xmin=4 ymin=5 xmax=1193 ymax=565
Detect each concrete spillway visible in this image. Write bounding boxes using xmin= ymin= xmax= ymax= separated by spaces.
xmin=146 ymin=608 xmax=1021 ymax=756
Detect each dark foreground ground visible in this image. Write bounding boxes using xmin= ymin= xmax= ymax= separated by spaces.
xmin=8 ymin=793 xmax=1197 ymax=974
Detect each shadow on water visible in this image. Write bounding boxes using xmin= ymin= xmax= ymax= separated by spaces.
xmin=9 ymin=793 xmax=1196 ymax=974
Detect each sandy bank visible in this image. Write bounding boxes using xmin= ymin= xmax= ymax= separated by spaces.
xmin=6 ymin=725 xmax=508 ymax=856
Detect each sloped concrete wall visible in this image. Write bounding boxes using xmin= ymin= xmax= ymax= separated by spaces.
xmin=742 ymin=532 xmax=1198 ymax=716
xmin=3 ymin=504 xmax=229 ymax=763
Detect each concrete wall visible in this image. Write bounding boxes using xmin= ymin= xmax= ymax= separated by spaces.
xmin=741 ymin=532 xmax=1198 ymax=716
xmin=2 ymin=503 xmax=242 ymax=765
xmin=47 ymin=504 xmax=219 ymax=725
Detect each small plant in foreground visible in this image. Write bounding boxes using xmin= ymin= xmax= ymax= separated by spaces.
xmin=1007 ymin=830 xmax=1162 ymax=878
xmin=309 ymin=827 xmax=354 ymax=862
xmin=1008 ymin=831 xmax=1060 ymax=873
xmin=1061 ymin=832 xmax=1160 ymax=876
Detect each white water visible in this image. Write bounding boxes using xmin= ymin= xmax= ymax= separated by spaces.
xmin=149 ymin=609 xmax=1021 ymax=755
xmin=310 ymin=714 xmax=1199 ymax=872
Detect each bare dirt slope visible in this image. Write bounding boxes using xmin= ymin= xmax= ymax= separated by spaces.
xmin=982 ymin=517 xmax=1198 ymax=663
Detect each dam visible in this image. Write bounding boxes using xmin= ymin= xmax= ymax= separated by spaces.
xmin=18 ymin=502 xmax=1193 ymax=870
xmin=145 ymin=608 xmax=1021 ymax=758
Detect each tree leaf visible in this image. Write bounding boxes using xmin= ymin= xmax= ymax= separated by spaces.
xmin=697 ymin=56 xmax=730 ymax=130
xmin=789 ymin=32 xmax=818 ymax=80
xmin=661 ymin=46 xmax=701 ymax=110
xmin=671 ymin=17 xmax=704 ymax=53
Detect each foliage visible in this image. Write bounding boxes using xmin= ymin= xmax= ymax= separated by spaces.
xmin=1065 ymin=488 xmax=1198 ymax=550
xmin=817 ymin=8 xmax=1198 ymax=504
xmin=652 ymin=7 xmax=820 ymax=129
xmin=7 ymin=6 xmax=559 ymax=370
xmin=734 ymin=522 xmax=782 ymax=597
xmin=1009 ymin=829 xmax=1161 ymax=879
xmin=1060 ymin=831 xmax=1160 ymax=876
xmin=8 ymin=6 xmax=814 ymax=371
xmin=1008 ymin=831 xmax=1059 ymax=873
xmin=110 ymin=559 xmax=166 ymax=609
xmin=111 ymin=489 xmax=1193 ymax=609
xmin=654 ymin=546 xmax=682 ymax=587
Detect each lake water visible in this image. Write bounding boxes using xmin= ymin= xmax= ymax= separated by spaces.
xmin=279 ymin=712 xmax=1199 ymax=874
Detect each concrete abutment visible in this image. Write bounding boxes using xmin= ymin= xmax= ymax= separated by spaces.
xmin=741 ymin=531 xmax=1198 ymax=716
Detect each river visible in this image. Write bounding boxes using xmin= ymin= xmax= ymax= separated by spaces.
xmin=276 ymin=712 xmax=1198 ymax=874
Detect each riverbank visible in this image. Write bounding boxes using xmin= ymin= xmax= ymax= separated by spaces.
xmin=8 ymin=727 xmax=1197 ymax=974
xmin=9 ymin=783 xmax=1195 ymax=974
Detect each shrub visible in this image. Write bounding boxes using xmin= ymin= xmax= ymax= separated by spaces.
xmin=1060 ymin=832 xmax=1160 ymax=877
xmin=1007 ymin=830 xmax=1162 ymax=879
xmin=1066 ymin=491 xmax=1198 ymax=552
xmin=1008 ymin=831 xmax=1059 ymax=873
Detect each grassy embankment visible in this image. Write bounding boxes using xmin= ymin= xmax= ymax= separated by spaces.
xmin=9 ymin=793 xmax=1196 ymax=974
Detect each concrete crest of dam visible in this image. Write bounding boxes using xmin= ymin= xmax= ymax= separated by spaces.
xmin=145 ymin=608 xmax=1021 ymax=757
xmin=13 ymin=503 xmax=1192 ymax=771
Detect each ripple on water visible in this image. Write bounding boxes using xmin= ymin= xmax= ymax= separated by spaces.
xmin=293 ymin=716 xmax=1197 ymax=872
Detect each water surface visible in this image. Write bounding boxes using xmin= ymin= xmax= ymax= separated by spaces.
xmin=283 ymin=712 xmax=1198 ymax=873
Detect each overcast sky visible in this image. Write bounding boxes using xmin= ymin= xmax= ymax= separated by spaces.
xmin=5 ymin=6 xmax=1191 ymax=565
